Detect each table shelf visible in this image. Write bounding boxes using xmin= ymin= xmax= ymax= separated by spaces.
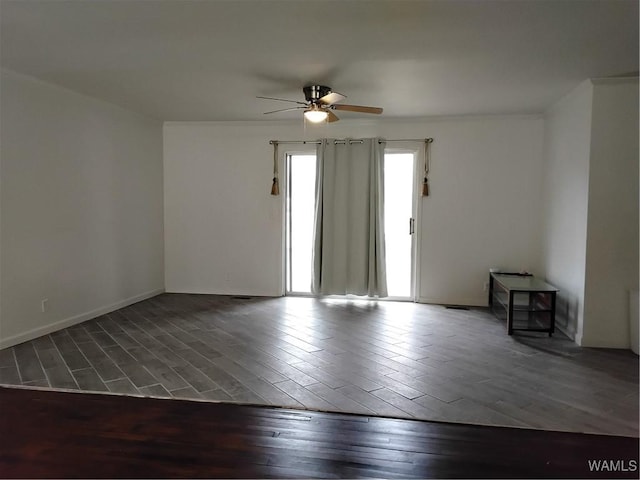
xmin=488 ymin=272 xmax=558 ymax=336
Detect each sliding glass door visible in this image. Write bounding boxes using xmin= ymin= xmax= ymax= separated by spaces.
xmin=383 ymin=152 xmax=417 ymax=299
xmin=285 ymin=153 xmax=317 ymax=294
xmin=285 ymin=150 xmax=418 ymax=299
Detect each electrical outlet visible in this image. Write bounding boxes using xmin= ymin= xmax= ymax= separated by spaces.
xmin=483 ymin=282 xmax=489 ymax=292
xmin=41 ymin=298 xmax=48 ymax=313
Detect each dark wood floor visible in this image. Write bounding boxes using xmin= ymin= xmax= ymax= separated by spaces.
xmin=0 ymin=386 xmax=637 ymax=479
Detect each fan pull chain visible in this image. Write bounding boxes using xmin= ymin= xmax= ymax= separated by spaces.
xmin=270 ymin=142 xmax=280 ymax=196
xmin=421 ymin=139 xmax=431 ymax=196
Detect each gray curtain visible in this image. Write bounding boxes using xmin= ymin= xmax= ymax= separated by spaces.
xmin=311 ymin=138 xmax=388 ymax=297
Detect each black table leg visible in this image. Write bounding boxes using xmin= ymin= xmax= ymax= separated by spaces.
xmin=507 ymin=291 xmax=514 ymax=335
xmin=549 ymin=292 xmax=556 ymax=337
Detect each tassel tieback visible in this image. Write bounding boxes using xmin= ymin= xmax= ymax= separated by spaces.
xmin=422 ymin=177 xmax=429 ymax=197
xmin=270 ymin=142 xmax=280 ymax=196
xmin=271 ymin=177 xmax=280 ymax=196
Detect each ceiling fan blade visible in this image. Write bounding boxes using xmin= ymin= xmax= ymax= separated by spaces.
xmin=332 ymin=104 xmax=383 ymax=114
xmin=318 ymin=91 xmax=346 ymax=105
xmin=327 ymin=110 xmax=340 ymax=123
xmin=263 ymin=107 xmax=305 ymax=114
xmin=257 ymin=96 xmax=307 ymax=106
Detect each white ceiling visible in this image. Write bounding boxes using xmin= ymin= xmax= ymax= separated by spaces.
xmin=1 ymin=0 xmax=637 ymax=121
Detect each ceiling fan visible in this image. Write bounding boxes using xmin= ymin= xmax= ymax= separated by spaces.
xmin=258 ymin=85 xmax=383 ymax=123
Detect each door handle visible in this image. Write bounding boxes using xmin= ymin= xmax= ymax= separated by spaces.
xmin=409 ymin=218 xmax=415 ymax=235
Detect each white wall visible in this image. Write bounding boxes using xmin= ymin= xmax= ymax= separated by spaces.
xmin=542 ymin=78 xmax=639 ymax=348
xmin=163 ymin=123 xmax=286 ymax=296
xmin=582 ymin=79 xmax=639 ymax=348
xmin=415 ymin=117 xmax=544 ymax=305
xmin=541 ymin=80 xmax=593 ymax=340
xmin=0 ymin=69 xmax=165 ymax=348
xmin=164 ymin=115 xmax=545 ymax=305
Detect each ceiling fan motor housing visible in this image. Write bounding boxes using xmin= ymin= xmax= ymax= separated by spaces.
xmin=303 ymin=85 xmax=332 ymax=103
xmin=258 ymin=86 xmax=382 ymax=121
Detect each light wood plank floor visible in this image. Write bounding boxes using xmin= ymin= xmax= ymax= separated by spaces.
xmin=0 ymin=294 xmax=637 ymax=437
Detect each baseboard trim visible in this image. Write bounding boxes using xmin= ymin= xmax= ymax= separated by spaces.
xmin=556 ymin=323 xmax=577 ymax=343
xmin=417 ymin=297 xmax=486 ymax=308
xmin=0 ymin=288 xmax=165 ymax=349
xmin=164 ymin=288 xmax=281 ymax=297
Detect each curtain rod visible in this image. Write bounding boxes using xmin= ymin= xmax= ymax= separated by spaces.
xmin=269 ymin=138 xmax=433 ymax=145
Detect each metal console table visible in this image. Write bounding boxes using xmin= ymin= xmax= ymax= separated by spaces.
xmin=488 ymin=272 xmax=558 ymax=336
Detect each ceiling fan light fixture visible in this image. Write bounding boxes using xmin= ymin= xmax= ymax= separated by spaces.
xmin=304 ymin=107 xmax=328 ymax=123
xmin=259 ymin=85 xmax=383 ymax=123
